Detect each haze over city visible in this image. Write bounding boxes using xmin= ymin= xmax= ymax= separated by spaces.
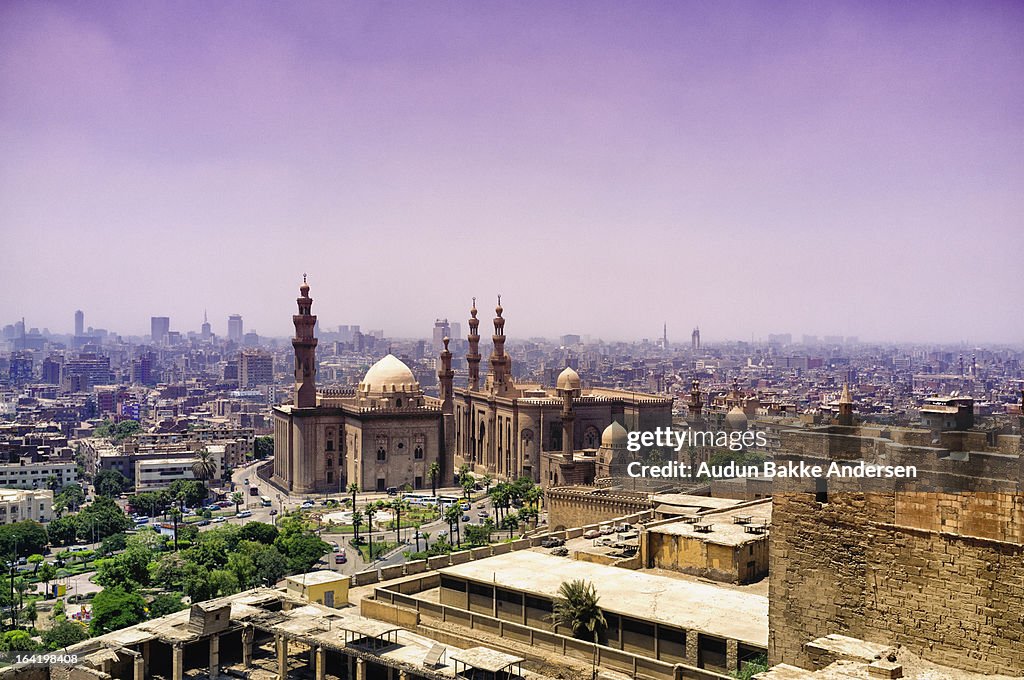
xmin=2 ymin=1 xmax=1022 ymax=343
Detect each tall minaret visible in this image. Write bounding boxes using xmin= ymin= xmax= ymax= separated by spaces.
xmin=438 ymin=336 xmax=455 ymax=480
xmin=489 ymin=295 xmax=510 ymax=389
xmin=292 ymin=274 xmax=318 ymax=408
xmin=467 ymin=298 xmax=481 ymax=391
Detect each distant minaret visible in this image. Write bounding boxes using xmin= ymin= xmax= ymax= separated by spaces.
xmin=837 ymin=383 xmax=854 ymax=426
xmin=692 ymin=327 xmax=701 ymax=351
xmin=467 ymin=298 xmax=481 ymax=391
xmin=438 ymin=337 xmax=455 ymax=480
xmin=663 ymin=322 xmax=668 ymax=349
xmin=689 ymin=378 xmax=703 ymax=421
xmin=291 ymin=274 xmax=318 ymax=408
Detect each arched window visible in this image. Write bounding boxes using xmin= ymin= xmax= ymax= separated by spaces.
xmin=377 ymin=447 xmax=387 ymax=462
xmin=414 ymin=445 xmax=423 ymax=460
xmin=396 ymin=398 xmax=402 ymax=408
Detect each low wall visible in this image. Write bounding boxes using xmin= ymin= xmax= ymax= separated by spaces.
xmin=360 ymin=598 xmax=419 ymax=628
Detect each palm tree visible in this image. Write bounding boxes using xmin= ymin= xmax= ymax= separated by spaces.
xmin=552 ymin=579 xmax=607 ymax=643
xmin=348 ymin=483 xmax=359 ymax=510
xmin=502 ymin=512 xmax=520 ymax=539
xmin=482 ymin=474 xmax=493 ymax=495
xmin=392 ymin=499 xmax=410 ymax=545
xmin=231 ymin=492 xmax=244 ymax=514
xmin=191 ymin=449 xmax=218 ymax=485
xmin=351 ymin=509 xmax=364 ymax=544
xmin=428 ymin=463 xmax=440 ymax=497
xmin=444 ymin=504 xmax=462 ymax=548
xmin=365 ymin=503 xmax=378 ymax=560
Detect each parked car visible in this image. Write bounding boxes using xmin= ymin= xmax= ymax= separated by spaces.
xmin=584 ymin=529 xmax=601 ymax=539
xmin=550 ymin=547 xmax=569 ymax=557
xmin=540 ymin=537 xmax=564 ymax=548
xmin=301 ymin=501 xmax=314 ymax=509
xmin=331 ymin=543 xmax=341 ymax=552
xmin=335 ymin=554 xmax=346 ymax=564
xmin=237 ymin=510 xmax=253 ymax=518
xmin=386 ymin=487 xmax=398 ymax=496
xmin=269 ymin=509 xmax=278 ymax=516
xmin=477 ymin=510 xmax=489 ymax=518
xmin=461 ymin=514 xmax=471 ymax=522
xmin=459 ymin=502 xmax=470 ymax=511
xmin=197 ymin=519 xmax=211 ymax=527
xmin=599 ymin=526 xmax=615 ymax=535
xmin=212 ymin=517 xmax=227 ymax=524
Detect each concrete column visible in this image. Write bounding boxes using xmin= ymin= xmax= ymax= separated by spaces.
xmin=685 ymin=630 xmax=698 ymax=667
xmin=243 ymin=625 xmax=254 ymax=668
xmin=356 ymin=657 xmax=366 ymax=680
xmin=727 ymin=639 xmax=738 ymax=672
xmin=315 ymin=645 xmax=326 ymax=680
xmin=277 ymin=634 xmax=289 ymax=680
xmin=172 ymin=643 xmax=184 ymax=680
xmin=142 ymin=641 xmax=151 ymax=677
xmin=209 ymin=633 xmax=220 ymax=680
xmin=348 ymin=652 xmax=354 ymax=680
xmin=133 ymin=654 xmax=145 ymax=680
xmin=309 ymin=645 xmax=317 ymax=669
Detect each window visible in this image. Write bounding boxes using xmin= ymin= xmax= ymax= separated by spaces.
xmin=397 ymin=442 xmax=404 ymax=449
xmin=414 ymin=446 xmax=423 ymax=460
xmin=396 ymin=398 xmax=402 ymax=408
xmin=327 ymin=441 xmax=334 ymax=451
xmin=377 ymin=448 xmax=387 ymax=462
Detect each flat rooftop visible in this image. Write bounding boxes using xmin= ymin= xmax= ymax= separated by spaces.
xmin=649 ymin=499 xmax=772 ymax=546
xmin=286 ymin=569 xmax=350 ymax=586
xmin=439 ymin=551 xmax=768 ymax=647
xmin=649 ymin=493 xmax=747 ymax=512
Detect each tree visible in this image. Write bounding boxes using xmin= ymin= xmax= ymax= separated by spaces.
xmin=152 ymin=553 xmax=189 ymax=592
xmin=42 ymin=619 xmax=89 ymax=650
xmin=444 ymin=504 xmax=462 ymax=548
xmin=502 ymin=512 xmax=520 ymax=538
xmin=47 ymin=515 xmax=78 ymax=546
xmin=38 ymin=563 xmax=57 ymax=595
xmin=100 ymin=532 xmax=128 ymax=556
xmin=93 ymin=469 xmax=131 ymax=497
xmin=76 ymin=496 xmax=131 ymax=542
xmin=254 ymin=435 xmax=274 ymax=460
xmin=227 ymin=552 xmax=257 ymax=589
xmin=238 ymin=540 xmax=288 ymax=586
xmin=231 ymin=492 xmax=244 ymax=514
xmin=168 ymin=479 xmax=207 ymax=508
xmin=482 ymin=474 xmax=493 ymax=494
xmin=96 ymin=545 xmax=152 ymax=590
xmin=364 ymin=504 xmax=378 ymax=560
xmin=351 ymin=510 xmax=363 ymax=543
xmin=274 ymin=516 xmax=329 ymax=572
xmin=90 ymin=587 xmax=147 ymax=635
xmin=461 ymin=475 xmax=474 ymax=501
xmin=147 ymin=593 xmax=186 ymax=618
xmin=0 ymin=520 xmax=48 ymax=558
xmin=428 ymin=462 xmax=440 ymax=497
xmin=129 ymin=490 xmax=171 ymax=517
xmin=55 ymin=483 xmax=86 ymax=513
xmin=552 ymin=580 xmax=607 ymax=643
xmin=207 ymin=569 xmax=240 ymax=598
xmin=191 ymin=449 xmax=218 ymax=485
xmin=348 ymin=482 xmax=359 ymax=510
xmin=238 ymin=521 xmax=278 ymax=544
xmin=0 ymin=629 xmax=39 ymax=652
xmin=28 ymin=554 xmax=44 ymax=573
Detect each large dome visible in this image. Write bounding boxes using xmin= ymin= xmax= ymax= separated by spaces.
xmin=601 ymin=421 xmax=628 ymax=449
xmin=556 ymin=366 xmax=581 ymax=391
xmin=725 ymin=406 xmax=749 ymax=431
xmin=359 ymin=354 xmax=418 ymax=393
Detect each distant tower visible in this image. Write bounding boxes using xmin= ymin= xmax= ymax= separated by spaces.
xmin=837 ymin=384 xmax=854 ymax=427
xmin=958 ymin=354 xmax=964 ymax=377
xmin=689 ymin=378 xmax=703 ymax=421
xmin=692 ymin=327 xmax=701 ymax=351
xmin=74 ymin=310 xmax=84 ymax=337
xmin=150 ymin=316 xmax=170 ymax=345
xmin=291 ymin=275 xmax=318 ymax=408
xmin=201 ymin=310 xmax=212 ymax=339
xmin=488 ymin=296 xmax=511 ymax=390
xmin=466 ymin=298 xmax=481 ymax=391
xmin=228 ymin=314 xmax=244 ymax=343
xmin=438 ymin=337 xmax=455 ymax=479
xmin=433 ymin=318 xmax=451 ymax=354
xmin=663 ymin=322 xmax=668 ymax=349
xmin=556 ymin=367 xmax=582 ymax=459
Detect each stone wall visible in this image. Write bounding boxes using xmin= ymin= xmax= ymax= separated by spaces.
xmin=769 ymin=491 xmax=1024 ymax=674
xmin=547 ymin=487 xmax=652 ymax=530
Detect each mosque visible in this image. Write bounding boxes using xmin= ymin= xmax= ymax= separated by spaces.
xmin=270 ymin=280 xmax=672 ymax=495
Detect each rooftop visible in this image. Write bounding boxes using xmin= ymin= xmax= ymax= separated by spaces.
xmin=440 ymin=550 xmax=768 ymax=647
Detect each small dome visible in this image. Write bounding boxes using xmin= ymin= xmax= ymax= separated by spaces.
xmin=725 ymin=406 xmax=748 ymax=431
xmin=556 ymin=366 xmax=581 ymax=391
xmin=360 ymin=355 xmax=418 ymax=393
xmin=601 ymin=421 xmax=628 ymax=449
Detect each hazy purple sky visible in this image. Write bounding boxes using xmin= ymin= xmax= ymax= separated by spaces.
xmin=2 ymin=1 xmax=1022 ymax=343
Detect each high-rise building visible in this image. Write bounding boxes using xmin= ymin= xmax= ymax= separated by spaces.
xmin=74 ymin=310 xmax=84 ymax=337
xmin=228 ymin=314 xmax=244 ymax=343
xmin=151 ymin=316 xmax=170 ymax=345
xmin=433 ymin=318 xmax=451 ymax=353
xmin=691 ymin=327 xmax=701 ymax=351
xmin=240 ymin=349 xmax=274 ymax=387
xmin=201 ymin=310 xmax=212 ymax=339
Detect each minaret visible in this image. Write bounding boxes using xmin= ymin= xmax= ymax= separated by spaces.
xmin=489 ymin=295 xmax=510 ymax=390
xmin=467 ymin=298 xmax=481 ymax=391
xmin=438 ymin=337 xmax=455 ymax=481
xmin=837 ymin=383 xmax=854 ymax=427
xmin=689 ymin=378 xmax=703 ymax=421
xmin=292 ymin=274 xmax=318 ymax=408
xmin=560 ymin=386 xmax=575 ymax=459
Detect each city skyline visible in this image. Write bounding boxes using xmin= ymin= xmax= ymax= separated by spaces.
xmin=2 ymin=2 xmax=1023 ymax=342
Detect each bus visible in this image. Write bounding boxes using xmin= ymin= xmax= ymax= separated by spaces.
xmin=259 ymin=496 xmax=272 ymax=507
